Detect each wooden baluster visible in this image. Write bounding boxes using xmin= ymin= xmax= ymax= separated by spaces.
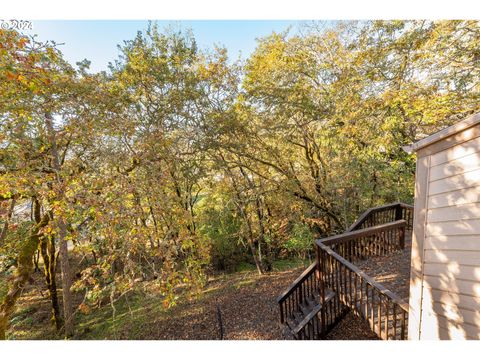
xmin=290 ymin=297 xmax=293 ymax=319
xmin=348 ymin=269 xmax=355 ymax=312
xmin=385 ymin=230 xmax=388 ymax=254
xmin=371 ymin=286 xmax=375 ymax=332
xmin=385 ymin=299 xmax=390 ymax=339
xmin=356 ymin=238 xmax=360 ymax=260
xmin=294 ymin=287 xmax=297 ymax=312
xmin=286 ymin=298 xmax=290 ymax=319
xmin=391 ymin=228 xmax=394 ymax=252
xmin=360 ymin=276 xmax=363 ymax=318
xmin=359 ymin=237 xmax=363 ymax=259
xmin=393 ymin=305 xmax=397 ymax=340
xmin=352 ymin=239 xmax=355 ymax=261
xmin=378 ymin=233 xmax=381 ymax=256
xmin=385 ymin=229 xmax=389 ymax=253
xmin=363 ymin=236 xmax=366 ymax=258
xmin=291 ymin=295 xmax=294 ymax=317
xmin=347 ymin=266 xmax=351 ymax=306
xmin=372 ymin=234 xmax=376 ymax=256
xmin=355 ymin=238 xmax=362 ymax=261
xmin=384 ymin=231 xmax=387 ymax=255
xmin=335 ymin=259 xmax=340 ymax=316
xmin=351 ymin=240 xmax=354 ymax=262
xmin=280 ymin=301 xmax=284 ymax=323
xmin=295 ymin=286 xmax=298 ymax=312
xmin=365 ymin=236 xmax=372 ymax=257
xmin=309 ymin=275 xmax=312 ymax=298
xmin=309 ymin=274 xmax=313 ymax=298
xmin=392 ymin=228 xmax=395 ymax=252
xmin=401 ymin=310 xmax=406 ymax=340
xmin=320 ymin=251 xmax=326 ymax=336
xmin=372 ymin=235 xmax=376 ymax=256
xmin=354 ymin=273 xmax=358 ymax=316
xmin=326 ymin=254 xmax=329 ymax=289
xmin=378 ymin=294 xmax=382 ymax=339
xmin=378 ymin=233 xmax=381 ymax=255
xmin=300 ymin=280 xmax=303 ymax=304
xmin=383 ymin=231 xmax=386 ymax=255
xmin=387 ymin=229 xmax=391 ymax=253
xmin=399 ymin=224 xmax=405 ymax=250
xmin=351 ymin=241 xmax=354 ymax=262
xmin=353 ymin=273 xmax=361 ymax=316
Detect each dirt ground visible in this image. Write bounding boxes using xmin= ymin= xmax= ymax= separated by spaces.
xmin=8 ymin=263 xmax=379 ymax=340
xmin=9 ymin=228 xmax=413 ymax=341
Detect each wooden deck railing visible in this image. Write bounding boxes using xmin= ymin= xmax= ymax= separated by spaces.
xmin=277 ymin=262 xmax=345 ymax=339
xmin=277 ymin=263 xmax=319 ymax=325
xmin=317 ymin=220 xmax=409 ymax=340
xmin=326 ymin=220 xmax=406 ymax=263
xmin=278 ymin=202 xmax=413 ymax=340
xmin=293 ymin=289 xmax=341 ymax=340
xmin=348 ymin=202 xmax=413 ymax=232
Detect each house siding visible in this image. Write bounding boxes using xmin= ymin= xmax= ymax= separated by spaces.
xmin=411 ymin=133 xmax=480 ymax=340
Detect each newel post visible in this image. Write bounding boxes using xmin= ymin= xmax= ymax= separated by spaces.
xmin=395 ymin=204 xmax=403 ymax=221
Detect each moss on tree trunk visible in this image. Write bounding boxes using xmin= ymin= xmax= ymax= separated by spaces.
xmin=0 ymin=214 xmax=49 ymax=340
xmin=40 ymin=236 xmax=62 ymax=330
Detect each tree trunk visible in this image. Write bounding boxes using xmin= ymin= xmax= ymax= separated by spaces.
xmin=39 ymin=232 xmax=62 ymax=331
xmin=45 ymin=112 xmax=74 ymax=338
xmin=0 ymin=214 xmax=49 ymax=339
xmin=243 ymin=218 xmax=264 ymax=275
xmin=33 ymin=249 xmax=40 ymax=272
xmin=247 ymin=239 xmax=264 ymax=275
xmin=58 ymin=220 xmax=73 ymax=336
xmin=254 ymin=196 xmax=272 ymax=272
xmin=0 ymin=196 xmax=16 ymax=244
xmin=34 ymin=199 xmax=62 ymax=331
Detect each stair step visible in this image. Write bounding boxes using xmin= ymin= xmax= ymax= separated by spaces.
xmin=286 ymin=310 xmax=304 ymax=328
xmin=282 ymin=326 xmax=295 ymax=340
xmin=299 ymin=303 xmax=314 ymax=316
xmin=291 ymin=290 xmax=337 ymax=335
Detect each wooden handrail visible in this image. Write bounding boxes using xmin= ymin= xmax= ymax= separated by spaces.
xmin=317 ymin=241 xmax=409 ymax=313
xmin=277 ymin=262 xmax=321 ymax=326
xmin=276 ymin=262 xmax=317 ymax=304
xmin=316 ymin=217 xmax=410 ymax=339
xmin=319 ymin=220 xmax=406 ymax=247
xmin=348 ymin=202 xmax=413 ymax=232
xmin=277 ymin=202 xmax=413 ymax=339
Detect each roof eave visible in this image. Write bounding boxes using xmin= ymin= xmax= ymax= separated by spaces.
xmin=403 ymin=112 xmax=480 ymax=154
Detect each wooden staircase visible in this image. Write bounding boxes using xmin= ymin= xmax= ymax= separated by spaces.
xmin=277 ymin=202 xmax=413 ymax=340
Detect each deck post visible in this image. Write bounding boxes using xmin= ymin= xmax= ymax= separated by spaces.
xmin=394 ymin=204 xmax=403 ymax=221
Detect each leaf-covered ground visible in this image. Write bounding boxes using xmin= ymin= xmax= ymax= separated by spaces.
xmin=7 ymin=259 xmax=378 ymax=340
